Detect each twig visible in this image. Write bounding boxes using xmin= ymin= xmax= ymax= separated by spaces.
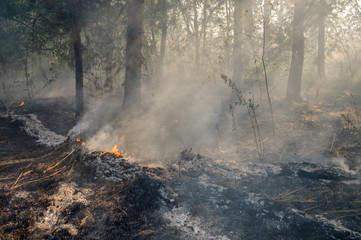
xmin=10 ymin=169 xmax=63 ymax=190
xmin=43 ymin=149 xmax=76 ymax=174
xmin=221 ymin=74 xmax=264 ymax=157
xmin=262 ymin=16 xmax=275 ymax=135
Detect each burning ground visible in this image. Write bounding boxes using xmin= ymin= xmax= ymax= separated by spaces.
xmin=1 ymin=96 xmax=361 ymax=239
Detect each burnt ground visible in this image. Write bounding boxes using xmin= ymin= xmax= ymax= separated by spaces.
xmin=1 ymin=98 xmax=361 ymax=239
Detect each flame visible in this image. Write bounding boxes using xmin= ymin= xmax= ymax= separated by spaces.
xmin=19 ymin=101 xmax=24 ymax=107
xmin=76 ymin=138 xmax=86 ymax=146
xmin=100 ymin=144 xmax=126 ymax=157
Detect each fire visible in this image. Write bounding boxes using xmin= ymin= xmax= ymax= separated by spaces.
xmin=76 ymin=138 xmax=86 ymax=146
xmin=100 ymin=144 xmax=126 ymax=157
xmin=19 ymin=101 xmax=24 ymax=107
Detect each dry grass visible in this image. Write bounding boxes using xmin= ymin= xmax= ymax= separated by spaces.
xmin=1 ymin=142 xmax=81 ymax=191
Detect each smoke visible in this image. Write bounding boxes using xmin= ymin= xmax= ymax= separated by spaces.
xmin=70 ymin=74 xmax=232 ymax=163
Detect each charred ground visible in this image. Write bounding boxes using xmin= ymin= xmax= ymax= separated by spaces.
xmin=1 ymin=94 xmax=361 ymax=240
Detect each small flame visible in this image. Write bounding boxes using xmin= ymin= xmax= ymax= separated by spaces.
xmin=19 ymin=101 xmax=24 ymax=107
xmin=76 ymin=138 xmax=86 ymax=146
xmin=100 ymin=144 xmax=126 ymax=157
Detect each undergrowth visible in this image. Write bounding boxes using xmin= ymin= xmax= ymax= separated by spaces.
xmin=221 ymin=74 xmax=264 ymax=158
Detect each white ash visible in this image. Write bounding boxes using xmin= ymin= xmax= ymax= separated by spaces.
xmin=161 ymin=206 xmax=231 ymax=240
xmin=5 ymin=112 xmax=66 ymax=147
xmin=245 ymin=193 xmax=264 ymax=207
xmin=291 ymin=208 xmax=361 ymax=238
xmin=35 ymin=182 xmax=91 ymax=235
xmin=82 ymin=153 xmax=143 ymax=183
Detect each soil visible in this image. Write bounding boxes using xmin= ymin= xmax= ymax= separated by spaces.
xmin=1 ymin=97 xmax=361 ymax=239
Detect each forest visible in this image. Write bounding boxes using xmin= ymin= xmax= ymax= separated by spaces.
xmin=1 ymin=0 xmax=361 ymax=239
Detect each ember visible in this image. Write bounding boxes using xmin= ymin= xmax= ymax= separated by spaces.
xmin=100 ymin=144 xmax=126 ymax=157
xmin=19 ymin=101 xmax=24 ymax=107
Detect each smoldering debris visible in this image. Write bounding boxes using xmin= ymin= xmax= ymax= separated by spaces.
xmin=4 ymin=112 xmax=66 ymax=147
xmin=34 ymin=182 xmax=91 ymax=236
xmin=2 ymin=108 xmax=361 ymax=239
xmin=69 ymin=79 xmax=234 ymax=160
xmin=165 ymin=154 xmax=361 ymax=240
xmin=81 ymin=153 xmax=143 ymax=183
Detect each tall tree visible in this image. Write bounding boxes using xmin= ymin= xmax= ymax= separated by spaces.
xmin=158 ymin=0 xmax=168 ymax=77
xmin=193 ymin=0 xmax=200 ymax=70
xmin=123 ymin=0 xmax=144 ymax=110
xmin=200 ymin=1 xmax=208 ymax=65
xmin=232 ymin=0 xmax=243 ymax=84
xmin=318 ymin=0 xmax=326 ymax=81
xmin=286 ymin=0 xmax=306 ymax=102
xmin=70 ymin=0 xmax=84 ymax=121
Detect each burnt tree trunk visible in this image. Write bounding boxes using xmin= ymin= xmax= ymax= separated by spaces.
xmin=318 ymin=0 xmax=326 ymax=81
xmin=25 ymin=46 xmax=31 ymax=100
xmin=286 ymin=0 xmax=305 ymax=102
xmin=123 ymin=0 xmax=144 ymax=110
xmin=232 ymin=0 xmax=243 ymax=84
xmin=71 ymin=0 xmax=84 ymax=121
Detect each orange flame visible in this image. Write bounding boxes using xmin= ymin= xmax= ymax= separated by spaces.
xmin=19 ymin=101 xmax=24 ymax=107
xmin=76 ymin=138 xmax=86 ymax=146
xmin=100 ymin=144 xmax=126 ymax=157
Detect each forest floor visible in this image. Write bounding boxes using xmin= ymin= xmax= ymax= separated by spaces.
xmin=1 ymin=90 xmax=361 ymax=239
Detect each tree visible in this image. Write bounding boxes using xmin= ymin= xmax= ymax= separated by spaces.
xmin=70 ymin=0 xmax=84 ymax=121
xmin=193 ymin=0 xmax=200 ymax=70
xmin=158 ymin=0 xmax=168 ymax=77
xmin=286 ymin=0 xmax=306 ymax=102
xmin=317 ymin=0 xmax=326 ymax=81
xmin=123 ymin=0 xmax=144 ymax=110
xmin=232 ymin=0 xmax=243 ymax=84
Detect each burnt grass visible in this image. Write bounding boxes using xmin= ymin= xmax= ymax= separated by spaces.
xmin=1 ymin=98 xmax=361 ymax=239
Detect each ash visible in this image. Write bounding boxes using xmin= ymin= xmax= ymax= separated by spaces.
xmin=35 ymin=182 xmax=91 ymax=236
xmin=162 ymin=206 xmax=231 ymax=240
xmin=4 ymin=112 xmax=66 ymax=147
xmin=163 ymin=151 xmax=361 ymax=239
xmin=81 ymin=152 xmax=143 ymax=183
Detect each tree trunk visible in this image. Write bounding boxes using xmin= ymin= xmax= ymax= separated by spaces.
xmin=159 ymin=0 xmax=168 ymax=77
xmin=264 ymin=0 xmax=270 ymax=30
xmin=244 ymin=0 xmax=254 ymax=36
xmin=232 ymin=0 xmax=243 ymax=84
xmin=286 ymin=0 xmax=305 ymax=102
xmin=193 ymin=0 xmax=200 ymax=71
xmin=71 ymin=0 xmax=84 ymax=121
xmin=225 ymin=0 xmax=231 ymax=70
xmin=277 ymin=0 xmax=285 ymax=37
xmin=123 ymin=0 xmax=144 ymax=110
xmin=25 ymin=46 xmax=31 ymax=100
xmin=318 ymin=0 xmax=326 ymax=81
xmin=200 ymin=2 xmax=207 ymax=65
